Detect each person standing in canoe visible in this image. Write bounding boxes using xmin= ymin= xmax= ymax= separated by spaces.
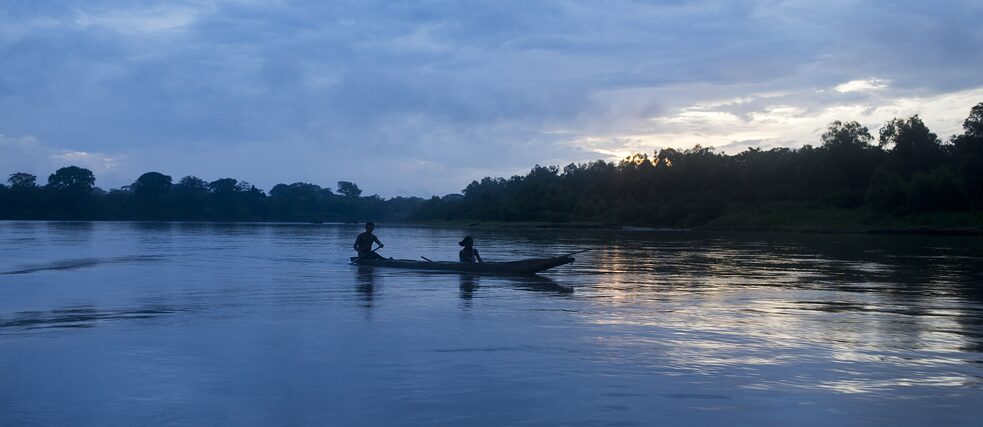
xmin=354 ymin=222 xmax=384 ymax=260
xmin=458 ymin=236 xmax=483 ymax=263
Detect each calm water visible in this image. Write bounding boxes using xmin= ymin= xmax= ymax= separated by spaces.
xmin=1 ymin=222 xmax=981 ymax=426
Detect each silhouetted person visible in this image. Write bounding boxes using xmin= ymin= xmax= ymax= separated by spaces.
xmin=354 ymin=222 xmax=384 ymax=260
xmin=458 ymin=236 xmax=482 ymax=263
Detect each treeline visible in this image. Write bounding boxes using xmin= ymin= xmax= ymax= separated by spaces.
xmin=412 ymin=102 xmax=983 ymax=227
xmin=0 ymin=170 xmax=425 ymax=222
xmin=3 ymin=102 xmax=982 ymax=227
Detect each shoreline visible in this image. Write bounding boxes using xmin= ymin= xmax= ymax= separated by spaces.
xmin=406 ymin=218 xmax=983 ymax=236
xmin=2 ymin=216 xmax=982 ymax=236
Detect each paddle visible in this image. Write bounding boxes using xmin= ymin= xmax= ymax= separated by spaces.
xmin=562 ymin=249 xmax=591 ymax=257
xmin=350 ymin=246 xmax=381 ymax=263
xmin=421 ymin=256 xmax=434 ymax=262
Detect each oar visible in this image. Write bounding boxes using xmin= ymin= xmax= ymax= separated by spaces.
xmin=421 ymin=256 xmax=434 ymax=262
xmin=350 ymin=247 xmax=381 ymax=263
xmin=563 ymin=249 xmax=592 ymax=257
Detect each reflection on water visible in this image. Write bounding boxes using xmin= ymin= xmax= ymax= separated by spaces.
xmin=511 ymin=274 xmax=575 ymax=294
xmin=0 ymin=255 xmax=164 ymax=275
xmin=0 ymin=222 xmax=981 ymax=425
xmin=355 ymin=266 xmax=376 ymax=308
xmin=459 ymin=274 xmax=477 ymax=303
xmin=0 ymin=305 xmax=182 ymax=331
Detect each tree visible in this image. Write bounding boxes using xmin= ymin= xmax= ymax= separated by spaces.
xmin=47 ymin=166 xmax=95 ymax=192
xmin=45 ymin=166 xmax=96 ymax=218
xmin=952 ymin=102 xmax=983 ymax=208
xmin=879 ymin=115 xmax=941 ymax=177
xmin=8 ymin=172 xmax=37 ymax=188
xmin=337 ymin=181 xmax=362 ymax=198
xmin=269 ymin=182 xmax=324 ymax=220
xmin=865 ymin=168 xmax=907 ymax=211
xmin=133 ymin=172 xmax=173 ymax=197
xmin=205 ymin=178 xmax=266 ymax=219
xmin=209 ymin=178 xmax=239 ymax=194
xmin=176 ymin=176 xmax=209 ymax=192
xmin=817 ymin=121 xmax=882 ymax=207
xmin=907 ymin=167 xmax=968 ymax=212
xmin=172 ymin=176 xmax=209 ymax=218
xmin=3 ymin=173 xmax=43 ymax=218
xmin=963 ymin=101 xmax=983 ymax=139
xmin=822 ymin=121 xmax=873 ymax=149
xmin=132 ymin=172 xmax=173 ymax=217
xmin=236 ymin=181 xmax=268 ymax=218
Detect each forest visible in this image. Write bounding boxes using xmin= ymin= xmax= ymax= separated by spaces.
xmin=0 ymin=172 xmax=422 ymax=223
xmin=2 ymin=102 xmax=982 ymax=230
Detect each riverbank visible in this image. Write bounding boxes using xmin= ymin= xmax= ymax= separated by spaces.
xmin=411 ymin=207 xmax=983 ymax=236
xmin=702 ymin=205 xmax=983 ymax=235
xmin=3 ymin=207 xmax=981 ymax=236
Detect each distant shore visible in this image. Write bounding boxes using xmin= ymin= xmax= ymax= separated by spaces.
xmin=410 ymin=208 xmax=983 ymax=236
xmin=2 ymin=215 xmax=981 ymax=236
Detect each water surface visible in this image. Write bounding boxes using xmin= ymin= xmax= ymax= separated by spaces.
xmin=1 ymin=222 xmax=981 ymax=425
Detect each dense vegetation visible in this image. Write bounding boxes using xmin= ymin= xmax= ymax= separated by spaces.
xmin=413 ymin=102 xmax=983 ymax=229
xmin=0 ymin=171 xmax=423 ymax=222
xmin=2 ymin=102 xmax=982 ymax=230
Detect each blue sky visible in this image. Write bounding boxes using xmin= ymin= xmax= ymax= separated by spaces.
xmin=1 ymin=0 xmax=982 ymax=196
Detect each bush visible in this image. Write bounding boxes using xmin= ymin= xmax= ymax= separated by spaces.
xmin=866 ymin=169 xmax=907 ymax=211
xmin=908 ymin=167 xmax=968 ymax=212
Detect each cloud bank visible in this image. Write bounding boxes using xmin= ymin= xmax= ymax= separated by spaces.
xmin=1 ymin=0 xmax=981 ymax=195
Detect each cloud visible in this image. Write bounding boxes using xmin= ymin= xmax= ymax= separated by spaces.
xmin=50 ymin=150 xmax=122 ymax=170
xmin=835 ymin=79 xmax=889 ymax=93
xmin=0 ymin=1 xmax=981 ymax=195
xmin=574 ymin=85 xmax=983 ymax=157
xmin=0 ymin=134 xmax=124 ymax=186
xmin=74 ymin=5 xmax=203 ymax=34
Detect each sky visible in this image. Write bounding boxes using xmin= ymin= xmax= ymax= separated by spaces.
xmin=1 ymin=0 xmax=982 ymax=197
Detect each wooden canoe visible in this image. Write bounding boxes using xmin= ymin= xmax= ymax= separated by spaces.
xmin=350 ymin=254 xmax=576 ymax=275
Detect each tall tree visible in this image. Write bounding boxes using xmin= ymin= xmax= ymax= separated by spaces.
xmin=209 ymin=178 xmax=238 ymax=194
xmin=337 ymin=181 xmax=362 ymax=198
xmin=269 ymin=182 xmax=324 ymax=220
xmin=46 ymin=166 xmax=96 ymax=218
xmin=8 ymin=172 xmax=37 ymax=188
xmin=47 ymin=166 xmax=95 ymax=192
xmin=952 ymin=102 xmax=983 ymax=208
xmin=879 ymin=115 xmax=941 ymax=177
xmin=133 ymin=172 xmax=173 ymax=197
xmin=819 ymin=121 xmax=881 ymax=207
xmin=172 ymin=176 xmax=210 ymax=218
xmin=963 ymin=101 xmax=983 ymax=139
xmin=133 ymin=172 xmax=173 ymax=218
xmin=822 ymin=121 xmax=873 ymax=149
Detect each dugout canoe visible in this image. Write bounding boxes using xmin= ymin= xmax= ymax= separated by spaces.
xmin=350 ymin=254 xmax=577 ymax=275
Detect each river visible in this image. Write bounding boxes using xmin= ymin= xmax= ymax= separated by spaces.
xmin=1 ymin=221 xmax=981 ymax=426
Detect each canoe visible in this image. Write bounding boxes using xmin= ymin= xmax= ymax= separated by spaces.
xmin=350 ymin=254 xmax=576 ymax=275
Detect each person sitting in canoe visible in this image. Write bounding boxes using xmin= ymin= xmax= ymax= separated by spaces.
xmin=458 ymin=236 xmax=483 ymax=263
xmin=354 ymin=222 xmax=384 ymax=260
